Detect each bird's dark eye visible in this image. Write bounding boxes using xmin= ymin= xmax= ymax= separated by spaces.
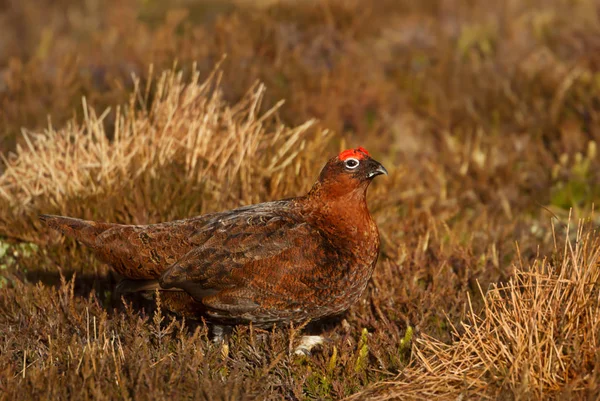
xmin=345 ymin=158 xmax=360 ymax=169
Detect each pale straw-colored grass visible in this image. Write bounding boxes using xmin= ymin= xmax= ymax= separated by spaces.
xmin=0 ymin=65 xmax=321 ymax=213
xmin=355 ymin=219 xmax=600 ymax=400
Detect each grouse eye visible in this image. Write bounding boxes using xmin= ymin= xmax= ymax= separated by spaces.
xmin=345 ymin=158 xmax=360 ymax=169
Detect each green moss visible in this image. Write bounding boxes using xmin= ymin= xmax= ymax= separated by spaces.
xmin=354 ymin=328 xmax=369 ymax=374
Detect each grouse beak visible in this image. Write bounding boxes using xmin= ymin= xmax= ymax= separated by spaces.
xmin=367 ymin=160 xmax=388 ymax=179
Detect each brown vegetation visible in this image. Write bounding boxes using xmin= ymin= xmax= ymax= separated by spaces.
xmin=1 ymin=0 xmax=600 ymax=399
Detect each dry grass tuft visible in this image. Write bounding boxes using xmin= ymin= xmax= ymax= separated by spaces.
xmin=0 ymin=66 xmax=326 ymax=240
xmin=358 ymin=219 xmax=600 ymax=400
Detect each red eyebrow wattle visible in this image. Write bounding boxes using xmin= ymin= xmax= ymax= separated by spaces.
xmin=339 ymin=147 xmax=370 ymax=161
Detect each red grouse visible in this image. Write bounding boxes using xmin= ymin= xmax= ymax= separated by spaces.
xmin=41 ymin=147 xmax=387 ymax=335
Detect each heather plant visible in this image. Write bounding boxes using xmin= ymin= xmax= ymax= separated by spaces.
xmin=1 ymin=0 xmax=600 ymax=399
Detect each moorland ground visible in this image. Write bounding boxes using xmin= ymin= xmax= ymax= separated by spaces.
xmin=1 ymin=1 xmax=600 ymax=399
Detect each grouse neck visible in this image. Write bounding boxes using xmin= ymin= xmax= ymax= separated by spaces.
xmin=308 ymin=174 xmax=372 ymax=202
xmin=302 ymin=182 xmax=373 ymax=239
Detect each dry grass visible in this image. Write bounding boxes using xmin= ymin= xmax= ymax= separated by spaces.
xmin=0 ymin=66 xmax=326 ymax=241
xmin=357 ymin=219 xmax=600 ymax=400
xmin=1 ymin=0 xmax=600 ymax=399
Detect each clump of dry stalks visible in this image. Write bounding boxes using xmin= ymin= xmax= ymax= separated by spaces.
xmin=357 ymin=219 xmax=600 ymax=400
xmin=0 ymin=66 xmax=327 ymax=238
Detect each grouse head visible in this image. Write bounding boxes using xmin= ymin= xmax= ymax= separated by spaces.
xmin=310 ymin=147 xmax=388 ymax=200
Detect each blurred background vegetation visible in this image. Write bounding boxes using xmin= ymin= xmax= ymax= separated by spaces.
xmin=1 ymin=0 xmax=600 ymax=399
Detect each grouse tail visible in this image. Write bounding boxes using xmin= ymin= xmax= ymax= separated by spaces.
xmin=39 ymin=214 xmax=111 ymax=247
